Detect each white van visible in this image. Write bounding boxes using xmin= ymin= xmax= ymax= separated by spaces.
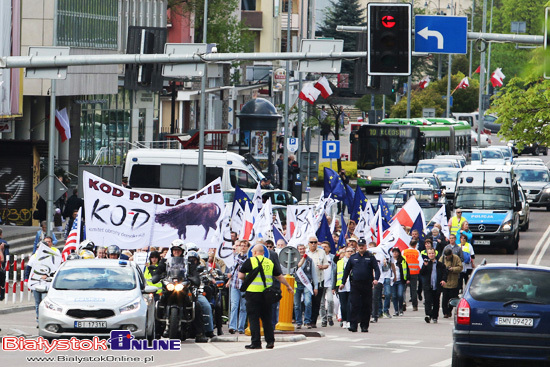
xmin=124 ymin=149 xmax=265 ymax=197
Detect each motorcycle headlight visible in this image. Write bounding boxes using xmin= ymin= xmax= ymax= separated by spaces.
xmin=43 ymin=299 xmax=63 ymax=313
xmin=120 ymin=299 xmax=141 ymax=314
xmin=166 ymin=283 xmax=175 ymax=291
xmin=501 ymin=220 xmax=513 ymax=232
xmin=175 ymin=283 xmax=184 ymax=291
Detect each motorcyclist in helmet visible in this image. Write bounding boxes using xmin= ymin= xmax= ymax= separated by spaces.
xmin=187 ymin=250 xmax=216 ymax=339
xmin=78 ymin=240 xmax=95 ymax=253
xmin=79 ymin=249 xmax=95 ymax=259
xmin=106 ymin=245 xmax=121 ymax=259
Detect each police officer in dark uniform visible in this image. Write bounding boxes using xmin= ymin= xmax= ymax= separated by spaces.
xmin=339 ymin=239 xmax=380 ymax=332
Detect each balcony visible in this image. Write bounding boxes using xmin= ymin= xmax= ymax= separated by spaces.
xmin=241 ymin=11 xmax=263 ymax=30
xmin=280 ymin=13 xmax=299 ymax=31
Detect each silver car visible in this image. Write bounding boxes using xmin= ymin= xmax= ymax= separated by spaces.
xmin=38 ymin=259 xmax=157 ymax=340
xmin=514 ymin=165 xmax=550 ymax=210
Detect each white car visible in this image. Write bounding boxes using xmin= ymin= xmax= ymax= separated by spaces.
xmin=471 ymin=130 xmax=491 ymax=148
xmin=480 ymin=147 xmax=507 ymax=165
xmin=38 ymin=259 xmax=157 ymax=340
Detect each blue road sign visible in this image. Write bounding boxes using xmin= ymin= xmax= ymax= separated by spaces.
xmin=414 ymin=15 xmax=468 ymax=54
xmin=322 ymin=141 xmax=340 ymax=159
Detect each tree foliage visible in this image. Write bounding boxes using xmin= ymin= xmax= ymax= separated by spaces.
xmin=489 ymin=48 xmax=550 ymax=150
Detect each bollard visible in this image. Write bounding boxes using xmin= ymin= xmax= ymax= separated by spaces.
xmin=245 ymin=319 xmax=264 ymax=336
xmin=275 ymin=274 xmax=295 ymax=331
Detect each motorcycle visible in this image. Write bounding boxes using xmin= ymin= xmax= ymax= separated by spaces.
xmin=199 ymin=267 xmax=228 ymax=335
xmin=154 ymin=257 xmax=196 ymax=340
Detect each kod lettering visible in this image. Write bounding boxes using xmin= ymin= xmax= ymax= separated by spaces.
xmin=108 ymin=330 xmax=180 ymax=351
xmin=91 ymin=199 xmax=151 ymax=229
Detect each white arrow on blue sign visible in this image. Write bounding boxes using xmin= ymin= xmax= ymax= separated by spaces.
xmin=414 ymin=15 xmax=468 ymax=54
xmin=322 ymin=141 xmax=340 ymax=159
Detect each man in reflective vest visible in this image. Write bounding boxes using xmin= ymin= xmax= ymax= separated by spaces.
xmin=239 ymin=244 xmax=293 ymax=350
xmin=448 ymin=209 xmax=466 ymax=237
xmin=403 ymin=240 xmax=421 ymax=311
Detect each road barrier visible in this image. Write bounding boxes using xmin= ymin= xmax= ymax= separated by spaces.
xmin=3 ymin=254 xmax=32 ymax=304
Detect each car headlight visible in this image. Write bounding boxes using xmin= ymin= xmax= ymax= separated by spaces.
xmin=501 ymin=220 xmax=513 ymax=232
xmin=543 ymin=187 xmax=550 ymax=194
xmin=120 ymin=299 xmax=141 ymax=314
xmin=43 ymin=299 xmax=63 ymax=313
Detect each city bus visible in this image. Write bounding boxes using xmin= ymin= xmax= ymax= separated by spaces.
xmin=351 ymin=118 xmax=471 ymax=192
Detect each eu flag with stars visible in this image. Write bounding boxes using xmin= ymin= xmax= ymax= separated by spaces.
xmin=378 ymin=194 xmax=392 ymax=222
xmin=234 ymin=185 xmax=253 ymax=211
xmin=316 ymin=215 xmax=336 ymax=254
xmin=411 ymin=213 xmax=426 ymax=242
xmin=338 ymin=211 xmax=348 ymax=248
xmin=323 ymin=167 xmax=346 ymax=201
xmin=350 ymin=186 xmax=367 ymax=223
xmin=345 ymin=185 xmax=355 ymax=211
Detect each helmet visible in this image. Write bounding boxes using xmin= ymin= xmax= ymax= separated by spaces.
xmin=79 ymin=249 xmax=95 ymax=259
xmin=187 ymin=251 xmax=200 ymax=262
xmin=198 ymin=250 xmax=209 ymax=262
xmin=185 ymin=242 xmax=199 ymax=252
xmin=171 ymin=239 xmax=185 ymax=249
xmin=66 ymin=253 xmax=81 ymax=260
xmin=78 ymin=240 xmax=95 ymax=252
xmin=106 ymin=245 xmax=121 ymax=258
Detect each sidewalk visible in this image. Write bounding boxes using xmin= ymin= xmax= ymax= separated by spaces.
xmin=0 ymin=296 xmax=34 ymax=315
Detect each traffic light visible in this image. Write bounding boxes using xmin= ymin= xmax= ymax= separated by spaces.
xmin=367 ymin=3 xmax=412 ymax=76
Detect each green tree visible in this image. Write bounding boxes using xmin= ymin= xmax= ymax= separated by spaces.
xmin=489 ymin=48 xmax=550 ymax=150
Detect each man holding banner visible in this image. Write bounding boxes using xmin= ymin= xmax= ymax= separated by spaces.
xmin=292 ymin=244 xmax=318 ymax=329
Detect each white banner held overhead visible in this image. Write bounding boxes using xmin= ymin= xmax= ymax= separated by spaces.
xmin=83 ymin=171 xmax=224 ymax=250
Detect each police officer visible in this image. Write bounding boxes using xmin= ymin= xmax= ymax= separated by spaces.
xmin=339 ymin=239 xmax=380 ymax=333
xmin=238 ymin=244 xmax=293 ymax=349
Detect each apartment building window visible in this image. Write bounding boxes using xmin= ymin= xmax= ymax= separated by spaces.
xmin=242 ymin=0 xmax=256 ymax=11
xmin=57 ymin=0 xmax=118 ymax=49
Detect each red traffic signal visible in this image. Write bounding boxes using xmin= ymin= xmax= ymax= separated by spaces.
xmin=382 ymin=15 xmax=396 ymax=28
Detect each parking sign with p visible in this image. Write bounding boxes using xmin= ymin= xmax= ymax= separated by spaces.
xmin=322 ymin=141 xmax=340 ymax=159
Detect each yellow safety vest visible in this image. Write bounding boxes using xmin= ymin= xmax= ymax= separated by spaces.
xmin=246 ymin=256 xmax=274 ymax=292
xmin=399 ymin=259 xmax=409 ymax=281
xmin=450 ymin=216 xmax=466 ymax=236
xmin=144 ymin=265 xmax=162 ymax=294
xmin=335 ymin=259 xmax=346 ymax=287
xmin=461 ymin=242 xmax=472 ymax=255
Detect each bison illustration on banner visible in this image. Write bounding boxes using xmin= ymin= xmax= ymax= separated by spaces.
xmin=155 ymin=202 xmax=221 ymax=240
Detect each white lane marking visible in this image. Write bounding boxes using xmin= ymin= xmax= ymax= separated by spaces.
xmin=330 ymin=337 xmax=364 ymax=342
xmin=528 ymin=223 xmax=550 ymax=264
xmin=387 ymin=340 xmax=421 ymax=345
xmin=9 ymin=328 xmax=29 ymax=335
xmin=152 ymin=339 xmax=319 ymax=367
xmin=350 ymin=345 xmax=407 ymax=353
xmin=445 ymin=343 xmax=453 ymax=347
xmin=302 ymin=357 xmax=363 ymax=366
xmin=430 ymin=358 xmax=452 ymax=366
xmin=196 ymin=343 xmax=225 ymax=357
xmin=535 ymin=234 xmax=550 ymax=265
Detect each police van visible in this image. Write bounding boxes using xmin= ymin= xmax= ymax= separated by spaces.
xmin=453 ymin=165 xmax=521 ymax=254
xmin=124 ymin=149 xmax=265 ymax=197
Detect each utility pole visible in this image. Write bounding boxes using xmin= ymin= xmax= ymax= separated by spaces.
xmin=282 ymin=0 xmax=292 ymax=191
xmin=468 ymin=0 xmax=475 ymax=77
xmin=477 ymin=0 xmax=487 ymax=144
xmin=198 ymin=0 xmax=208 ymax=189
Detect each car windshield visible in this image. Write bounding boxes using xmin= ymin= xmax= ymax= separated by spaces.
xmin=53 ymin=266 xmax=136 ymax=290
xmin=434 ymin=170 xmax=459 ymax=182
xmin=499 ymin=149 xmax=512 ymax=158
xmin=481 ymin=150 xmax=504 ymax=159
xmin=515 ymin=169 xmax=550 ymax=182
xmin=455 ymin=187 xmax=512 ymax=210
xmin=389 ymin=180 xmax=423 ymax=190
xmin=472 ymin=151 xmax=481 ymax=161
xmin=416 ymin=162 xmax=453 ymax=173
xmin=469 ymin=268 xmax=550 ymax=304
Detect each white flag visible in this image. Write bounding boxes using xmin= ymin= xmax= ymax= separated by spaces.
xmin=428 ymin=205 xmax=450 ymax=238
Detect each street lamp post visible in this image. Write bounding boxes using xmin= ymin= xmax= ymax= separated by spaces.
xmin=198 ymin=0 xmax=208 ymax=189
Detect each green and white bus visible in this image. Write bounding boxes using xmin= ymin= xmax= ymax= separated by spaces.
xmin=351 ymin=118 xmax=471 ymax=192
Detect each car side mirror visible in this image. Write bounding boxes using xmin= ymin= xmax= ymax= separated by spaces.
xmin=449 ymin=298 xmax=460 ymax=307
xmin=143 ymin=285 xmax=158 ymax=294
xmin=35 ymin=285 xmax=49 ymax=293
xmin=441 ymin=185 xmax=446 ymax=190
xmin=514 ymin=201 xmax=522 ymax=212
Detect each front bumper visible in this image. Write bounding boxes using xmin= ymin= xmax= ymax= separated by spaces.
xmin=38 ymin=305 xmax=148 ymax=338
xmin=357 ymin=178 xmax=392 ymax=189
xmin=470 ymin=231 xmax=514 ymax=249
xmin=525 ymin=191 xmax=550 ymax=207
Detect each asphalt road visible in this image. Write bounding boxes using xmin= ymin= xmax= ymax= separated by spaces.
xmin=2 ymin=142 xmax=549 ymax=367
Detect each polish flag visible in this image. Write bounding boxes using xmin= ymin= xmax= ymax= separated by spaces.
xmin=419 ymin=75 xmax=430 ymax=89
xmin=62 ymin=207 xmax=81 ymax=261
xmin=240 ymin=204 xmax=255 ymax=241
xmin=299 ymin=83 xmax=321 ymax=105
xmin=392 ymin=196 xmax=422 ymax=228
xmin=55 ymin=108 xmax=71 ymax=142
xmin=457 ymin=77 xmax=469 ymax=89
xmin=490 ymin=68 xmax=505 ymax=87
xmin=314 ymin=76 xmax=333 ymax=98
xmin=474 ymin=66 xmax=480 ymax=74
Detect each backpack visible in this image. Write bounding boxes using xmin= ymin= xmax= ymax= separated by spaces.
xmin=463 ymin=251 xmax=471 ymax=264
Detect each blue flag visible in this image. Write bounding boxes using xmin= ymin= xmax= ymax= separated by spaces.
xmin=338 ymin=211 xmax=348 ymax=248
xmin=411 ymin=213 xmax=426 ymax=243
xmin=316 ymin=215 xmax=336 ymax=254
xmin=350 ymin=185 xmax=367 ymax=223
xmin=378 ymin=194 xmax=392 ymax=223
xmin=345 ymin=185 xmax=355 ymax=212
xmin=272 ymin=225 xmax=286 ymax=245
xmin=323 ymin=167 xmax=346 ymax=201
xmin=234 ymin=185 xmax=253 ymax=211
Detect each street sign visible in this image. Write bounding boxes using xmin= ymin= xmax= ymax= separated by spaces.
xmin=414 ymin=15 xmax=468 ymax=54
xmin=298 ymin=39 xmax=343 ymax=73
xmin=322 ymin=141 xmax=340 ymax=159
xmin=35 ymin=177 xmax=68 ymax=202
xmin=287 ymin=137 xmax=299 ymax=153
xmin=25 ymin=47 xmax=70 ymax=79
xmin=163 ymin=43 xmax=208 ymax=77
xmin=279 ymin=246 xmax=300 ymax=272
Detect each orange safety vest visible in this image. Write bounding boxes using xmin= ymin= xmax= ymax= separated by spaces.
xmin=402 ymin=248 xmax=421 ymax=275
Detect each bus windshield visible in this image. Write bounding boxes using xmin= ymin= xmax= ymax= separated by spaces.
xmin=357 ymin=126 xmax=419 ymax=169
xmin=455 ymin=187 xmax=512 ymax=210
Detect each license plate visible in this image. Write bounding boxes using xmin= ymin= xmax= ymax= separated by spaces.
xmin=474 ymin=240 xmax=491 ymax=245
xmin=495 ymin=317 xmax=533 ymax=327
xmin=527 ymin=195 xmax=537 ymax=200
xmin=74 ymin=321 xmax=107 ymax=328
xmin=381 ymin=183 xmax=390 ymax=188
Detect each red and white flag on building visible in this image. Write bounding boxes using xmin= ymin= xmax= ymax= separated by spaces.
xmin=55 ymin=108 xmax=71 ymax=142
xmin=457 ymin=77 xmax=469 ymax=89
xmin=392 ymin=196 xmax=422 ymax=228
xmin=419 ymin=75 xmax=430 ymax=89
xmin=490 ymin=68 xmax=505 ymax=87
xmin=314 ymin=76 xmax=333 ymax=98
xmin=62 ymin=207 xmax=81 ymax=261
xmin=299 ymin=83 xmax=321 ymax=105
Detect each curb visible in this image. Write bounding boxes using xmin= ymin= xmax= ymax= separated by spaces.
xmin=0 ymin=305 xmax=35 ymax=315
xmin=211 ymin=334 xmax=306 ymax=343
